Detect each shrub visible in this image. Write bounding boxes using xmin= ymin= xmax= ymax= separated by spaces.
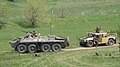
xmin=15 ymin=20 xmax=34 ymax=28
xmin=111 ymin=25 xmax=120 ymax=39
xmin=117 ymin=25 xmax=120 ymax=37
xmin=0 ymin=21 xmax=6 ymax=29
xmin=7 ymin=0 xmax=16 ymax=2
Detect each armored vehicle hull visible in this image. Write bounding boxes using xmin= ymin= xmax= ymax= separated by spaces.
xmin=9 ymin=33 xmax=69 ymax=53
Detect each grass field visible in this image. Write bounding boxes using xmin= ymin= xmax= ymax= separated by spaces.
xmin=0 ymin=0 xmax=120 ymax=67
xmin=0 ymin=46 xmax=120 ymax=67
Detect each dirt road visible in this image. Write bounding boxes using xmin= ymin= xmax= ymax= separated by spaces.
xmin=62 ymin=44 xmax=119 ymax=51
xmin=0 ymin=44 xmax=119 ymax=54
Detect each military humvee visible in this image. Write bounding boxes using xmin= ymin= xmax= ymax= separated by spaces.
xmin=80 ymin=32 xmax=117 ymax=47
xmin=9 ymin=32 xmax=69 ymax=53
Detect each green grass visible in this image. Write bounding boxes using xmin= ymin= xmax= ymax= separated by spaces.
xmin=0 ymin=47 xmax=120 ymax=67
xmin=0 ymin=14 xmax=120 ymax=50
xmin=0 ymin=0 xmax=120 ymax=67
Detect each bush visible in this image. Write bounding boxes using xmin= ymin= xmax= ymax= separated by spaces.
xmin=7 ymin=0 xmax=16 ymax=2
xmin=117 ymin=25 xmax=120 ymax=37
xmin=111 ymin=25 xmax=120 ymax=39
xmin=15 ymin=20 xmax=34 ymax=28
xmin=0 ymin=21 xmax=6 ymax=29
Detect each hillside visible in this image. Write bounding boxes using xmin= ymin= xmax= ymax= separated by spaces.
xmin=0 ymin=0 xmax=120 ymax=49
xmin=0 ymin=0 xmax=120 ymax=67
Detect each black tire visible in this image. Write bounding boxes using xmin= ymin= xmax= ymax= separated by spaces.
xmin=80 ymin=41 xmax=86 ymax=47
xmin=106 ymin=39 xmax=115 ymax=46
xmin=41 ymin=44 xmax=50 ymax=52
xmin=51 ymin=43 xmax=61 ymax=52
xmin=94 ymin=40 xmax=98 ymax=47
xmin=86 ymin=41 xmax=94 ymax=47
xmin=28 ymin=44 xmax=37 ymax=53
xmin=16 ymin=44 xmax=27 ymax=53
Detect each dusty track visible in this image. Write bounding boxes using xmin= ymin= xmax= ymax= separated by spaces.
xmin=62 ymin=44 xmax=119 ymax=51
xmin=0 ymin=44 xmax=119 ymax=54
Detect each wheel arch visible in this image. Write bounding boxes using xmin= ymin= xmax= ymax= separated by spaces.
xmin=15 ymin=43 xmax=26 ymax=50
xmin=15 ymin=42 xmax=39 ymax=50
xmin=53 ymin=42 xmax=65 ymax=48
xmin=108 ymin=38 xmax=116 ymax=44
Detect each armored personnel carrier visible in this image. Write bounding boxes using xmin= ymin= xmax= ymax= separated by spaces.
xmin=9 ymin=32 xmax=69 ymax=53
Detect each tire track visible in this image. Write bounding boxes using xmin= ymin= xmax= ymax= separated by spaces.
xmin=62 ymin=44 xmax=119 ymax=51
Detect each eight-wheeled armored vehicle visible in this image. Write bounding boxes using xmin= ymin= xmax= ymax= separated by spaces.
xmin=80 ymin=32 xmax=117 ymax=47
xmin=9 ymin=32 xmax=69 ymax=53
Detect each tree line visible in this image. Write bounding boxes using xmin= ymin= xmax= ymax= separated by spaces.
xmin=0 ymin=0 xmax=48 ymax=28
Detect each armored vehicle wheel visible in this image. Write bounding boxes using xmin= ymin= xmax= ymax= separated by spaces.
xmin=51 ymin=43 xmax=61 ymax=52
xmin=16 ymin=44 xmax=27 ymax=53
xmin=86 ymin=41 xmax=94 ymax=47
xmin=107 ymin=39 xmax=114 ymax=46
xmin=28 ymin=44 xmax=37 ymax=53
xmin=41 ymin=44 xmax=50 ymax=52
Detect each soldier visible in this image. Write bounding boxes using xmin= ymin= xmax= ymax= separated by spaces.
xmin=95 ymin=26 xmax=101 ymax=33
xmin=32 ymin=31 xmax=37 ymax=37
xmin=25 ymin=32 xmax=32 ymax=38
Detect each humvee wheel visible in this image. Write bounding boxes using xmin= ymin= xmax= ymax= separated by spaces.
xmin=80 ymin=41 xmax=86 ymax=47
xmin=41 ymin=44 xmax=50 ymax=52
xmin=51 ymin=44 xmax=61 ymax=52
xmin=86 ymin=41 xmax=94 ymax=47
xmin=107 ymin=39 xmax=114 ymax=46
xmin=16 ymin=44 xmax=27 ymax=53
xmin=28 ymin=44 xmax=37 ymax=53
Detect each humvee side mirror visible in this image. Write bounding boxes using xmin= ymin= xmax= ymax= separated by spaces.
xmin=105 ymin=36 xmax=107 ymax=37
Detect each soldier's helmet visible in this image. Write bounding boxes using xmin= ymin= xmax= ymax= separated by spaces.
xmin=95 ymin=26 xmax=101 ymax=33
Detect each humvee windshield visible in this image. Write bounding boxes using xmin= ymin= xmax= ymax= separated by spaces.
xmin=88 ymin=33 xmax=95 ymax=37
